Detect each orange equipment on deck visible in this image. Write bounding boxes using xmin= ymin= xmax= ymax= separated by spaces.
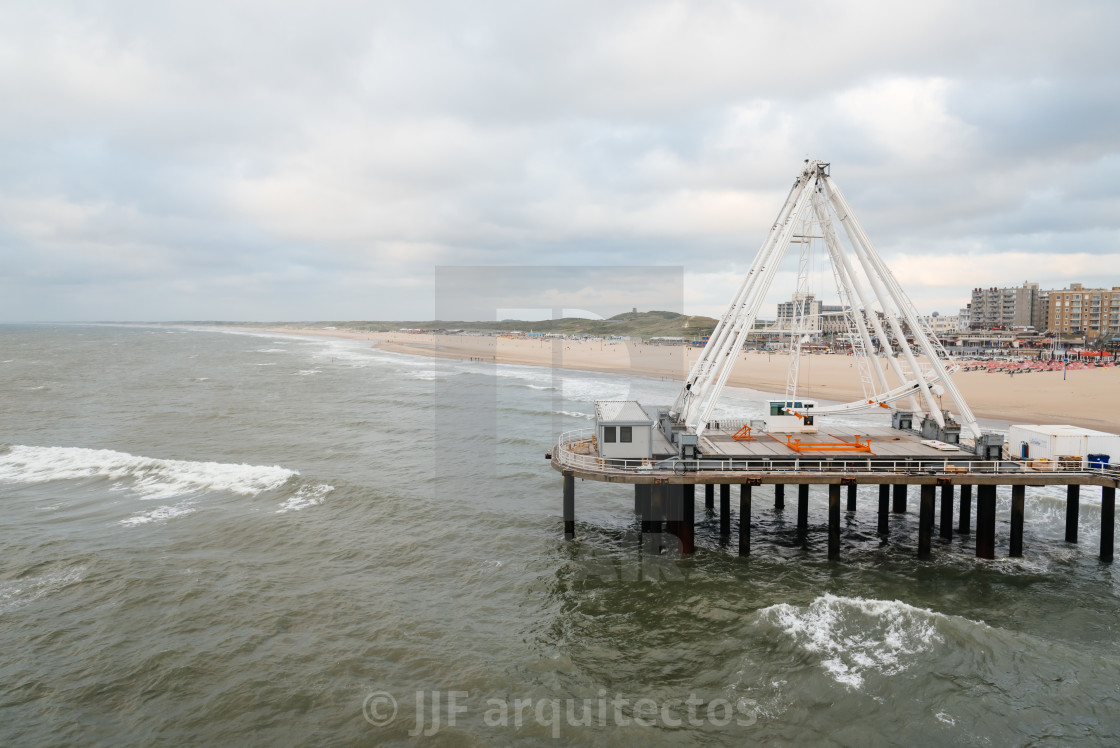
xmin=733 ymin=424 xmax=757 ymax=442
xmin=769 ymin=433 xmax=873 ymax=455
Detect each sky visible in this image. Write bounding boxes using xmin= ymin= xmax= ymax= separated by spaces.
xmin=2 ymin=0 xmax=1119 ymax=322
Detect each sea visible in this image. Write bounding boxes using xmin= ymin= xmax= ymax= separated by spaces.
xmin=1 ymin=323 xmax=1118 ymax=745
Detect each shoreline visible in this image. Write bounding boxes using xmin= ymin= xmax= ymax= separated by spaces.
xmin=230 ymin=325 xmax=1120 ymax=433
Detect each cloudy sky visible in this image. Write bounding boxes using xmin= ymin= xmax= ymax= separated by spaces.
xmin=2 ymin=0 xmax=1119 ymax=322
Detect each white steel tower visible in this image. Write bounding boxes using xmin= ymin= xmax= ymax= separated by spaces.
xmin=670 ymin=160 xmax=980 ymax=440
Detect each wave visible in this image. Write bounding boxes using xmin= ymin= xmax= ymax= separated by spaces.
xmin=0 ymin=445 xmax=297 ymax=500
xmin=755 ymin=594 xmax=950 ymax=689
xmin=276 ymin=484 xmax=333 ymax=513
xmin=554 ymin=410 xmax=594 ymax=420
xmin=0 ymin=566 xmax=87 ymax=615
xmin=119 ymin=502 xmax=197 ymax=526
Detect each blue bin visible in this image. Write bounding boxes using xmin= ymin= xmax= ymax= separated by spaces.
xmin=1088 ymin=454 xmax=1110 ymax=469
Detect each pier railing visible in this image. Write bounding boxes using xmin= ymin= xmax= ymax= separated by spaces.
xmin=553 ymin=429 xmax=1120 ymax=480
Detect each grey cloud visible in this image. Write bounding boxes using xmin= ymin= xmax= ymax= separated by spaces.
xmin=1 ymin=0 xmax=1119 ymax=320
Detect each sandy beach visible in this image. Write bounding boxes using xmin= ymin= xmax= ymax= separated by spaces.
xmin=252 ymin=327 xmax=1120 ymax=433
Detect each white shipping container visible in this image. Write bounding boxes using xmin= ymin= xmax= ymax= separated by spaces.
xmin=1008 ymin=425 xmax=1120 ymax=468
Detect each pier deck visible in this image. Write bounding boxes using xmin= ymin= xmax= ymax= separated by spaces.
xmin=550 ymin=427 xmax=1120 ymax=562
xmin=699 ymin=425 xmax=969 ymax=461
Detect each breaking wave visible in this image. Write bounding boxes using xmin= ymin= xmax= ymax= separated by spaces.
xmin=277 ymin=484 xmax=334 ymax=513
xmin=0 ymin=445 xmax=297 ymax=500
xmin=119 ymin=502 xmax=197 ymax=526
xmin=756 ymin=594 xmax=949 ymax=689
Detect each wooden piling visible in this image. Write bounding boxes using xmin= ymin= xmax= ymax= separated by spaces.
xmin=720 ymin=484 xmax=731 ymax=537
xmin=829 ymin=483 xmax=841 ymax=560
xmin=634 ymin=484 xmax=650 ymax=516
xmin=774 ymin=484 xmax=785 ymax=511
xmin=1102 ymin=486 xmax=1115 ymax=563
xmin=938 ymin=479 xmax=953 ymax=540
xmin=878 ymin=484 xmax=890 ymax=534
xmin=1010 ymin=484 xmax=1025 ymax=558
xmin=738 ymin=483 xmax=752 ymax=557
xmin=892 ymin=483 xmax=907 ymax=513
xmin=645 ymin=483 xmax=666 ymax=555
xmin=563 ymin=470 xmax=575 ymax=540
xmin=918 ymin=483 xmax=935 ymax=559
xmin=664 ymin=484 xmax=682 ymax=547
xmin=1066 ymin=484 xmax=1080 ymax=543
xmin=846 ymin=481 xmax=857 ymax=512
xmin=797 ymin=484 xmax=809 ymax=534
xmin=681 ymin=483 xmax=696 ymax=555
xmin=976 ymin=484 xmax=996 ymax=559
xmin=705 ymin=483 xmax=714 ymax=511
xmin=958 ymin=484 xmax=972 ymax=534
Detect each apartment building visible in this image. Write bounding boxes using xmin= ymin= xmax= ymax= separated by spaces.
xmin=775 ymin=293 xmax=850 ymax=335
xmin=1046 ymin=284 xmax=1120 ymax=338
xmin=970 ymin=282 xmax=1042 ymax=329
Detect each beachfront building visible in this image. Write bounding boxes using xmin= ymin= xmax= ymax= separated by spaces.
xmin=918 ymin=313 xmax=959 ymax=336
xmin=958 ymin=304 xmax=971 ymax=331
xmin=776 ymin=292 xmax=821 ymax=333
xmin=970 ymin=282 xmax=1042 ymax=330
xmin=820 ymin=308 xmax=849 ymax=336
xmin=775 ymin=293 xmax=844 ymax=335
xmin=1046 ymin=284 xmax=1120 ymax=339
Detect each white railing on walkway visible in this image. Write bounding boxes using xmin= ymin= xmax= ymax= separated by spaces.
xmin=552 ymin=429 xmax=1120 ymax=480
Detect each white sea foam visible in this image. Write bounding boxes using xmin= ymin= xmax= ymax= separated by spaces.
xmin=294 ymin=369 xmax=321 ymax=376
xmin=757 ymin=594 xmax=946 ymax=689
xmin=276 ymin=484 xmax=333 ymax=513
xmin=119 ymin=502 xmax=197 ymax=526
xmin=0 ymin=445 xmax=297 ymax=500
xmin=255 ymin=348 xmax=288 ymax=353
xmin=0 ymin=566 xmax=87 ymax=614
xmin=554 ymin=410 xmax=594 ymax=420
xmin=411 ymin=369 xmax=444 ymax=380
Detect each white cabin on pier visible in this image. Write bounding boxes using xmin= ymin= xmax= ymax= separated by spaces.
xmin=594 ymin=401 xmax=654 ymax=460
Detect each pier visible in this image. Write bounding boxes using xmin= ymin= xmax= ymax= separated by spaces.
xmin=551 ymin=432 xmax=1120 ymax=562
xmin=548 ymin=160 xmax=1120 ymax=563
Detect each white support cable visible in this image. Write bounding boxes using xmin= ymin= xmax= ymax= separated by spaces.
xmin=820 ymin=177 xmax=940 ymax=423
xmin=692 ymin=173 xmax=819 ymax=433
xmin=784 ymin=225 xmax=815 ymax=403
xmin=688 ymin=175 xmax=819 ymax=428
xmin=825 ymin=178 xmax=982 ymax=439
xmin=824 ymin=178 xmax=951 ymax=425
xmin=677 ymin=179 xmax=811 ymax=426
xmin=813 ymin=187 xmax=921 ymax=414
xmin=811 ymin=192 xmax=891 ymax=400
xmin=677 ymin=164 xmax=828 ymax=425
xmin=670 ymin=160 xmax=982 ymax=441
xmin=670 ymin=178 xmax=805 ymax=419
